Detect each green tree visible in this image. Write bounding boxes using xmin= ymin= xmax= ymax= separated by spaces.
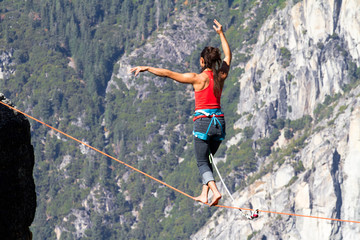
xmin=243 ymin=126 xmax=255 ymax=139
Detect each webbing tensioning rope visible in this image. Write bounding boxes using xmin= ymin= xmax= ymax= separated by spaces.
xmin=209 ymin=153 xmax=259 ymax=219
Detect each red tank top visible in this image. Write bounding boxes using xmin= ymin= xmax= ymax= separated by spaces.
xmin=194 ymin=71 xmax=221 ymax=111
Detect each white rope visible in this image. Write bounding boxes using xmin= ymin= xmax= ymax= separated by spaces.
xmin=209 ymin=153 xmax=259 ymax=220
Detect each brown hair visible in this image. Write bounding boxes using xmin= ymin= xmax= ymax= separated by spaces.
xmin=201 ymin=46 xmax=223 ymax=97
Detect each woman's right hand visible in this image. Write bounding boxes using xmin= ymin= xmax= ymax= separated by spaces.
xmin=213 ymin=19 xmax=223 ymax=35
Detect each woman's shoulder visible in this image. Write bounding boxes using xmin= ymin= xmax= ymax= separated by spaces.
xmin=201 ymin=70 xmax=213 ymax=78
xmin=193 ymin=71 xmax=210 ymax=91
xmin=199 ymin=71 xmax=211 ymax=81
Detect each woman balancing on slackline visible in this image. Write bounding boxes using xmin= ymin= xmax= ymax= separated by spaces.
xmin=130 ymin=19 xmax=231 ymax=206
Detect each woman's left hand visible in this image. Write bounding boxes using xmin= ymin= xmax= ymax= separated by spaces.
xmin=130 ymin=66 xmax=149 ymax=76
xmin=213 ymin=19 xmax=223 ymax=34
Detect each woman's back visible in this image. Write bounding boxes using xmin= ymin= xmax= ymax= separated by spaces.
xmin=195 ymin=71 xmax=221 ymax=111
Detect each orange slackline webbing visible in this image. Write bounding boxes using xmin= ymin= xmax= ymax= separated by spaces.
xmin=0 ymin=101 xmax=194 ymax=200
xmin=1 ymin=100 xmax=359 ymax=224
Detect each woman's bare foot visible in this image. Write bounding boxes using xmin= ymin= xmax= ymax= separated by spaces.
xmin=194 ymin=195 xmax=208 ymax=204
xmin=208 ymin=181 xmax=222 ymax=206
xmin=210 ymin=193 xmax=222 ymax=206
xmin=194 ymin=184 xmax=209 ymax=204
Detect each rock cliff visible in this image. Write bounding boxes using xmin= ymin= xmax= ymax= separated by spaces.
xmin=107 ymin=7 xmax=211 ymax=94
xmin=235 ymin=0 xmax=360 ymax=137
xmin=0 ymin=94 xmax=36 ymax=239
xmin=192 ymin=85 xmax=360 ymax=239
xmin=192 ymin=0 xmax=360 ymax=239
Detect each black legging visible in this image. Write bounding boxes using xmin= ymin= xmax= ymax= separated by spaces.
xmin=193 ymin=116 xmax=225 ymax=184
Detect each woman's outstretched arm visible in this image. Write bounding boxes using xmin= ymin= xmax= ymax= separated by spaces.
xmin=130 ymin=66 xmax=199 ymax=85
xmin=213 ymin=19 xmax=232 ymax=79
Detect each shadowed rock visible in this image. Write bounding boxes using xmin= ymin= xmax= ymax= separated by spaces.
xmin=0 ymin=94 xmax=36 ymax=240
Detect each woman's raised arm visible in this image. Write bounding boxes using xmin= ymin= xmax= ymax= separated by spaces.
xmin=213 ymin=19 xmax=232 ymax=79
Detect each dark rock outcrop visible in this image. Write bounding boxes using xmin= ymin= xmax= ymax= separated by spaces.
xmin=0 ymin=94 xmax=36 ymax=240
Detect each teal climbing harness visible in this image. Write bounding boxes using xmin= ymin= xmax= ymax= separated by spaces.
xmin=193 ymin=108 xmax=226 ymax=141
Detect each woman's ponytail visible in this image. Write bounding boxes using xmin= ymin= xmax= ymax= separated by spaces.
xmin=201 ymin=47 xmax=223 ymax=97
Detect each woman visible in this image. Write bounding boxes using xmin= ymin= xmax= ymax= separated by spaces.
xmin=131 ymin=19 xmax=231 ymax=206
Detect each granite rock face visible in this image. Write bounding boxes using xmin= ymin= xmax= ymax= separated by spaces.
xmin=191 ymin=0 xmax=360 ymax=239
xmin=107 ymin=7 xmax=212 ymax=95
xmin=0 ymin=94 xmax=36 ymax=239
xmin=192 ymin=86 xmax=360 ymax=240
xmin=235 ymin=0 xmax=360 ymax=139
xmin=0 ymin=49 xmax=15 ymax=80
